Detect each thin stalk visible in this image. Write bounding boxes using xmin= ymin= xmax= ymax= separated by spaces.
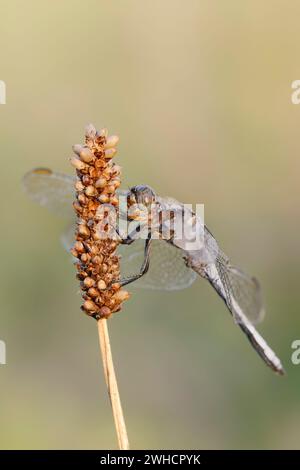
xmin=97 ymin=318 xmax=130 ymax=450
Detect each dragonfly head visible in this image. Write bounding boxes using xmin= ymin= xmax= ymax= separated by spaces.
xmin=128 ymin=185 xmax=156 ymax=208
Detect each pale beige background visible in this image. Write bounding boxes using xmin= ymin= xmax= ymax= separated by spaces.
xmin=0 ymin=0 xmax=299 ymax=449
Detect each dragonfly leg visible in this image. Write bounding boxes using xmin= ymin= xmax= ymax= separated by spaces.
xmin=119 ymin=236 xmax=152 ymax=287
xmin=114 ymin=225 xmax=141 ymax=245
xmin=112 ymin=235 xmax=152 ymax=288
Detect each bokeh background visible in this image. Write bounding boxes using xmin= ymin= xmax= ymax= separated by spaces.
xmin=0 ymin=0 xmax=300 ymax=449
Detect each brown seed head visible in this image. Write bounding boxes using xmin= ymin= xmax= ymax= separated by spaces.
xmin=97 ymin=280 xmax=107 ymax=290
xmin=105 ymin=135 xmax=120 ymax=149
xmin=71 ymin=124 xmax=130 ymax=319
xmin=85 ymin=185 xmax=97 ymax=197
xmin=83 ymin=277 xmax=94 ymax=288
xmin=104 ymin=148 xmax=117 ymax=159
xmin=70 ymin=156 xmax=86 ymax=171
xmin=79 ymin=147 xmax=94 ymax=163
xmin=95 ymin=177 xmax=107 ymax=189
xmin=113 ymin=290 xmax=130 ymax=302
xmin=78 ymin=224 xmax=90 ymax=238
xmin=74 ymin=241 xmax=85 ymax=253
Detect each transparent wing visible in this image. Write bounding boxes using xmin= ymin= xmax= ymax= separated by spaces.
xmin=222 ymin=263 xmax=265 ymax=325
xmin=61 ymin=222 xmax=76 ymax=252
xmin=23 ymin=168 xmax=128 ymax=219
xmin=119 ymin=239 xmax=197 ymax=291
xmin=184 ymin=221 xmax=265 ymax=325
xmin=203 ymin=225 xmax=265 ymax=325
xmin=60 ymin=224 xmax=196 ymax=290
xmin=35 ymin=183 xmax=195 ymax=291
xmin=202 ymin=253 xmax=265 ymax=326
xmin=210 ymin=227 xmax=264 ymax=325
xmin=202 ymin=258 xmax=282 ymax=373
xmin=23 ymin=168 xmax=75 ymax=218
xmin=117 ymin=194 xmax=201 ymax=291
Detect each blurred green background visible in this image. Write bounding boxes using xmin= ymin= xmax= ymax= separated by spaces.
xmin=0 ymin=0 xmax=300 ymax=449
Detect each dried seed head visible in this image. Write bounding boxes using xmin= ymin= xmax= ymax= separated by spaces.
xmin=70 ymin=247 xmax=78 ymax=258
xmin=111 ymin=179 xmax=121 ymax=189
xmin=99 ymin=194 xmax=109 ymax=204
xmin=75 ymin=180 xmax=85 ymax=191
xmin=71 ymin=124 xmax=129 ymax=319
xmin=98 ymin=128 xmax=108 ymax=138
xmin=72 ymin=144 xmax=83 ymax=156
xmin=97 ymin=280 xmax=107 ymax=290
xmin=85 ymin=185 xmax=97 ymax=197
xmin=95 ymin=177 xmax=107 ymax=189
xmin=101 ymin=263 xmax=108 ymax=274
xmin=83 ymin=300 xmax=97 ymax=313
xmin=79 ymin=147 xmax=94 ymax=163
xmin=110 ymin=196 xmax=119 ymax=206
xmin=78 ymin=193 xmax=87 ymax=205
xmin=113 ymin=290 xmax=130 ymax=302
xmin=92 ymin=231 xmax=101 ymax=241
xmin=104 ymin=148 xmax=117 ymax=159
xmin=74 ymin=241 xmax=85 ymax=253
xmin=112 ymin=282 xmax=121 ymax=291
xmin=106 ymin=184 xmax=116 ymax=194
xmin=85 ymin=123 xmax=97 ymax=139
xmin=81 ymin=253 xmax=90 ymax=263
xmin=78 ymin=224 xmax=90 ymax=238
xmin=89 ymin=245 xmax=99 ymax=255
xmin=105 ymin=135 xmax=119 ymax=149
xmin=83 ymin=277 xmax=94 ymax=288
xmin=82 ymin=175 xmax=91 ymax=186
xmin=77 ymin=270 xmax=87 ymax=280
xmin=113 ymin=164 xmax=121 ymax=174
xmin=88 ymin=287 xmax=99 ymax=298
xmin=100 ymin=306 xmax=111 ymax=318
xmin=73 ymin=201 xmax=83 ymax=213
xmin=70 ymin=156 xmax=86 ymax=171
xmin=92 ymin=255 xmax=103 ymax=265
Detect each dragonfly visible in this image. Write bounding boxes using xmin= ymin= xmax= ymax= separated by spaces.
xmin=23 ymin=168 xmax=284 ymax=375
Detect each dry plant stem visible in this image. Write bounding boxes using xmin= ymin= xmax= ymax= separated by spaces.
xmin=97 ymin=318 xmax=130 ymax=450
xmin=71 ymin=125 xmax=130 ymax=450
